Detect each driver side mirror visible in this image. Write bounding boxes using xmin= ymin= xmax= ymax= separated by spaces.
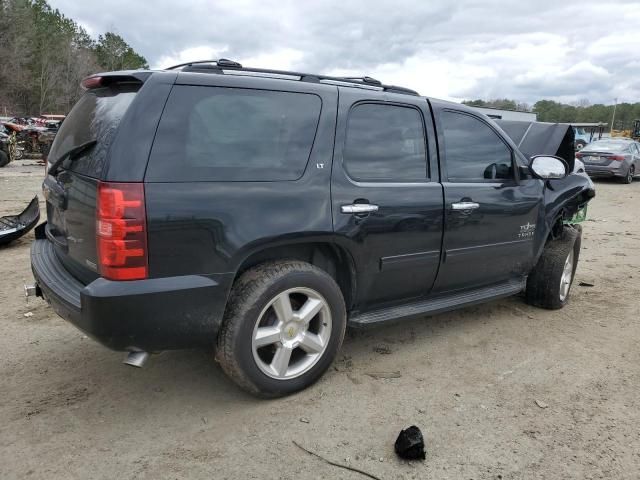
xmin=530 ymin=155 xmax=568 ymax=179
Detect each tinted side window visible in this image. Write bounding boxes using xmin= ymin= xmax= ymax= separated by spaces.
xmin=441 ymin=111 xmax=513 ymax=182
xmin=146 ymin=86 xmax=321 ymax=182
xmin=343 ymin=103 xmax=427 ymax=182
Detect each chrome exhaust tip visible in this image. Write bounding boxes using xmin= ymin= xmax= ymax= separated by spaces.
xmin=123 ymin=351 xmax=149 ymax=368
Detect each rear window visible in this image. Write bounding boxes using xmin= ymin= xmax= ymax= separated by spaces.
xmin=583 ymin=141 xmax=630 ymax=153
xmin=146 ymin=86 xmax=322 ymax=182
xmin=48 ymin=84 xmax=139 ymax=178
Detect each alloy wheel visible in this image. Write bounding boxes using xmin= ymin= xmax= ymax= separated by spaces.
xmin=559 ymin=249 xmax=574 ymax=302
xmin=251 ymin=287 xmax=332 ymax=380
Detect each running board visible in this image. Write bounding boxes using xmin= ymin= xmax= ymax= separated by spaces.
xmin=348 ymin=278 xmax=526 ymax=327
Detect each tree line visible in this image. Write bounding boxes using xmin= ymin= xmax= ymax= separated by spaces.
xmin=0 ymin=0 xmax=148 ymax=116
xmin=463 ymin=98 xmax=640 ymax=131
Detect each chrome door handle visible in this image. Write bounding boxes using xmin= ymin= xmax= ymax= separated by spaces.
xmin=341 ymin=204 xmax=379 ymax=214
xmin=452 ymin=202 xmax=480 ymax=211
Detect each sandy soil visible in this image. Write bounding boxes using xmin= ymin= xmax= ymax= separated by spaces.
xmin=1 ymin=159 xmax=639 ymax=480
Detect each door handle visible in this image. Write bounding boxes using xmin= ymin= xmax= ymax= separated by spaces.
xmin=341 ymin=204 xmax=379 ymax=214
xmin=451 ymin=201 xmax=480 ymax=211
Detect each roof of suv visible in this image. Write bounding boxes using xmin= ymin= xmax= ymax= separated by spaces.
xmin=161 ymin=59 xmax=421 ymax=96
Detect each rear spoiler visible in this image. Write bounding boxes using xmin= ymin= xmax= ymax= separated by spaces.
xmin=81 ymin=71 xmax=153 ymax=89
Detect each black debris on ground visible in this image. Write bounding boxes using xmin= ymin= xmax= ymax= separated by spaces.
xmin=394 ymin=425 xmax=426 ymax=460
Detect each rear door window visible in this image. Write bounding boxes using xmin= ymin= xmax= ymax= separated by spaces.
xmin=146 ymin=86 xmax=322 ymax=182
xmin=343 ymin=103 xmax=428 ymax=182
xmin=48 ymin=84 xmax=139 ymax=178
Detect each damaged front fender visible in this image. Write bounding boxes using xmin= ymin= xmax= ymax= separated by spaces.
xmin=538 ymin=172 xmax=595 ymax=249
xmin=544 ymin=170 xmax=595 ymax=222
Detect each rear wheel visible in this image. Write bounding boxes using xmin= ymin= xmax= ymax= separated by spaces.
xmin=525 ymin=226 xmax=581 ymax=309
xmin=216 ymin=261 xmax=346 ymax=397
xmin=623 ymin=165 xmax=635 ymax=184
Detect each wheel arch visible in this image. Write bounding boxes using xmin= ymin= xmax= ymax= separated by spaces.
xmin=233 ymin=240 xmax=357 ymax=310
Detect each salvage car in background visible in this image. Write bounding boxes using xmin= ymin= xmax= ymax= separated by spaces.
xmin=576 ymin=138 xmax=640 ymax=183
xmin=1 ymin=116 xmax=63 ymax=160
xmin=0 ymin=129 xmax=9 ymax=167
xmin=0 ymin=122 xmax=25 ymax=166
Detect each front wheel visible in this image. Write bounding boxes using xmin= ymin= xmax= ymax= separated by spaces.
xmin=525 ymin=226 xmax=581 ymax=309
xmin=216 ymin=261 xmax=346 ymax=397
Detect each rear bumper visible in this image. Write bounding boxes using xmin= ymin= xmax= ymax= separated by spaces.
xmin=584 ymin=165 xmax=625 ymax=178
xmin=31 ymin=239 xmax=232 ymax=351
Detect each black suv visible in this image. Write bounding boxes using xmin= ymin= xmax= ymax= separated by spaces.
xmin=30 ymin=60 xmax=595 ymax=397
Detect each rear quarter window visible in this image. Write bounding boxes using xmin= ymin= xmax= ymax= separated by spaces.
xmin=48 ymin=84 xmax=139 ymax=178
xmin=146 ymin=86 xmax=322 ymax=182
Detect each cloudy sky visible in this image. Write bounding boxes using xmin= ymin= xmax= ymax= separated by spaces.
xmin=49 ymin=0 xmax=640 ymax=105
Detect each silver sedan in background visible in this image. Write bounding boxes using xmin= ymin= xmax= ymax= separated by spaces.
xmin=577 ymin=138 xmax=640 ymax=184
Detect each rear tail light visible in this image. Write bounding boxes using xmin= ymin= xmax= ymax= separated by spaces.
xmin=96 ymin=182 xmax=148 ymax=280
xmin=606 ymin=155 xmax=625 ymax=161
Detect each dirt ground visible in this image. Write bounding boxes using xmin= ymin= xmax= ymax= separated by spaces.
xmin=1 ymin=158 xmax=639 ymax=480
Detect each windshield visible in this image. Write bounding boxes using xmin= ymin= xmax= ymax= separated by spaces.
xmin=48 ymin=83 xmax=139 ymax=178
xmin=582 ymin=141 xmax=630 ymax=153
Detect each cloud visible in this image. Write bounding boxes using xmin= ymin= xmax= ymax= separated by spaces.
xmin=48 ymin=0 xmax=640 ymax=104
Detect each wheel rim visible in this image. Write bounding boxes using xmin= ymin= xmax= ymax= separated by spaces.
xmin=559 ymin=249 xmax=574 ymax=302
xmin=251 ymin=287 xmax=332 ymax=380
xmin=628 ymin=167 xmax=634 ymax=183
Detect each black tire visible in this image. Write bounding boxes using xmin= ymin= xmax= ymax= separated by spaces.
xmin=0 ymin=150 xmax=8 ymax=168
xmin=216 ymin=261 xmax=346 ymax=397
xmin=622 ymin=165 xmax=634 ymax=184
xmin=525 ymin=226 xmax=581 ymax=310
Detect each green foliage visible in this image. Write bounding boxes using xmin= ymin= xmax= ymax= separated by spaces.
xmin=533 ymin=100 xmax=640 ymax=130
xmin=464 ymin=97 xmax=640 ymax=130
xmin=95 ymin=32 xmax=148 ymax=71
xmin=462 ymin=99 xmax=531 ymax=112
xmin=0 ymin=0 xmax=148 ymax=115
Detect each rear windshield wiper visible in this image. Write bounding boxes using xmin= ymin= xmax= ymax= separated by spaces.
xmin=48 ymin=139 xmax=97 ymax=176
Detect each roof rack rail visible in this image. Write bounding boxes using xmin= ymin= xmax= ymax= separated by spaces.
xmin=165 ymin=59 xmax=419 ymax=96
xmin=339 ymin=76 xmax=382 ymax=86
xmin=165 ymin=58 xmax=242 ymax=70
